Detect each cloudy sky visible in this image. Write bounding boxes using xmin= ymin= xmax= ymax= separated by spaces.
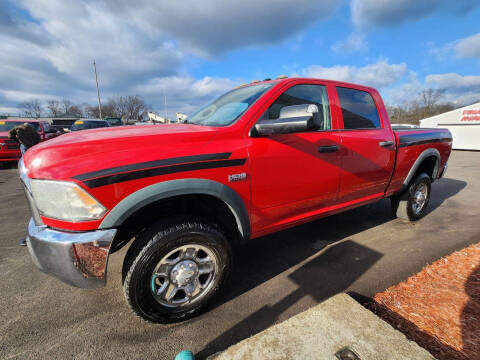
xmin=1 ymin=0 xmax=479 ymax=117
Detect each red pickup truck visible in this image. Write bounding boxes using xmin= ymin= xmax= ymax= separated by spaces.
xmin=20 ymin=77 xmax=452 ymax=322
xmin=0 ymin=119 xmax=60 ymax=162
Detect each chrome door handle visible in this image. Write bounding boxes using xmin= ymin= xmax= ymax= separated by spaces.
xmin=318 ymin=145 xmax=339 ymax=153
xmin=379 ymin=141 xmax=394 ymax=148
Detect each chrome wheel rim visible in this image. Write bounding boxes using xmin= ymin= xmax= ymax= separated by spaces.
xmin=412 ymin=182 xmax=428 ymax=215
xmin=150 ymin=244 xmax=218 ymax=307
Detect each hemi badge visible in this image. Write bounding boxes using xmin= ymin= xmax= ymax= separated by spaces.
xmin=228 ymin=172 xmax=247 ymax=182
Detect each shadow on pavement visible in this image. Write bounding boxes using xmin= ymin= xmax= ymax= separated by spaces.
xmin=198 ymin=240 xmax=383 ymax=358
xmin=426 ymin=177 xmax=467 ymax=215
xmin=197 ymin=177 xmax=467 ymax=358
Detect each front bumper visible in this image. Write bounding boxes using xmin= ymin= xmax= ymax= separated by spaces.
xmin=26 ymin=218 xmax=117 ymax=288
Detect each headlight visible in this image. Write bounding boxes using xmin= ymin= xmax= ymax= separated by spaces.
xmin=30 ymin=180 xmax=107 ymax=221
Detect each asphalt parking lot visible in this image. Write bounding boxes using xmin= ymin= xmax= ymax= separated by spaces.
xmin=1 ymin=151 xmax=479 ymax=360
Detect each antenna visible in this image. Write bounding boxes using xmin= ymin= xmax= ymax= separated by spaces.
xmin=93 ymin=60 xmax=102 ymax=119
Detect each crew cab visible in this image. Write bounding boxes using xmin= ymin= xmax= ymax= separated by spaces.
xmin=20 ymin=78 xmax=452 ymax=322
xmin=0 ymin=119 xmax=59 ymax=162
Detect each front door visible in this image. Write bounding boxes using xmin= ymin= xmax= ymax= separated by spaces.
xmin=247 ymin=83 xmax=342 ymax=235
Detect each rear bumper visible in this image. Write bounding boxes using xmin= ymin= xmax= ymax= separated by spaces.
xmin=26 ymin=218 xmax=117 ymax=288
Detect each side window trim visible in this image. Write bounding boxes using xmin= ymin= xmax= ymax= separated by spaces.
xmin=263 ymin=83 xmax=332 ymax=132
xmin=335 ymin=86 xmax=383 ymax=130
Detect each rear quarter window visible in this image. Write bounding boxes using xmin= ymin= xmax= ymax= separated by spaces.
xmin=337 ymin=87 xmax=381 ymax=129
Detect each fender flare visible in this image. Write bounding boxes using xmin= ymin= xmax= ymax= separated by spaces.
xmin=403 ymin=148 xmax=440 ymax=187
xmin=99 ymin=178 xmax=250 ymax=241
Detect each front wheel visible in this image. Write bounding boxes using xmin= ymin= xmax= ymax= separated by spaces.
xmin=391 ymin=173 xmax=431 ymax=221
xmin=123 ymin=219 xmax=232 ymax=323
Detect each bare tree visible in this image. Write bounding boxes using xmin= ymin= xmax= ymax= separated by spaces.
xmin=420 ymin=88 xmax=445 ymax=109
xmin=46 ymin=99 xmax=62 ymax=117
xmin=387 ymin=88 xmax=454 ymax=125
xmin=109 ymin=95 xmax=148 ymax=121
xmin=18 ymin=95 xmax=148 ymax=121
xmin=60 ymin=99 xmax=82 ymax=117
xmin=419 ymin=88 xmax=446 ymax=119
xmin=84 ymin=101 xmax=115 ymax=118
xmin=18 ymin=99 xmax=43 ymax=118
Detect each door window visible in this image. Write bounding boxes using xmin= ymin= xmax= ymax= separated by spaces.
xmin=266 ymin=84 xmax=331 ymax=130
xmin=337 ymin=87 xmax=381 ymax=129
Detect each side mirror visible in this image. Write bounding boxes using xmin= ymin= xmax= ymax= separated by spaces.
xmin=253 ymin=104 xmax=319 ymax=136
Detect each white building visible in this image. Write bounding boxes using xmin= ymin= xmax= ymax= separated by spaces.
xmin=420 ymin=102 xmax=480 ymax=151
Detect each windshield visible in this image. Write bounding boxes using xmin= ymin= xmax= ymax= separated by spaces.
xmin=187 ymin=83 xmax=273 ymax=126
xmin=0 ymin=121 xmax=39 ymax=131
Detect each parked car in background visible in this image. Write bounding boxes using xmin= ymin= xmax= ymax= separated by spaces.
xmin=0 ymin=119 xmax=60 ymax=162
xmin=70 ymin=119 xmax=110 ymax=131
xmin=21 ymin=77 xmax=452 ymax=322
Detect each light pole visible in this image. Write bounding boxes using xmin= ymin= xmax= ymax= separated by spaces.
xmin=93 ymin=60 xmax=102 ymax=119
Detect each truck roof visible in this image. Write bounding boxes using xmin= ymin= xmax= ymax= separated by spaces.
xmin=240 ymin=77 xmax=378 ymax=92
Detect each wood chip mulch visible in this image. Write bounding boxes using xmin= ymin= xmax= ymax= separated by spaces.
xmin=371 ymin=243 xmax=480 ymax=360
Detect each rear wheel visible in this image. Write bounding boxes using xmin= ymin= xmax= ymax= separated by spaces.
xmin=123 ymin=218 xmax=231 ymax=323
xmin=391 ymin=173 xmax=431 ymax=221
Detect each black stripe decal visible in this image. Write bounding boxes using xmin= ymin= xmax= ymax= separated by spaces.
xmin=82 ymin=158 xmax=247 ymax=188
xmin=73 ymin=152 xmax=232 ymax=181
xmin=398 ymin=132 xmax=452 ymax=148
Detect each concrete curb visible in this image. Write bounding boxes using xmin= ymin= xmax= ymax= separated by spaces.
xmin=208 ymin=294 xmax=434 ymax=360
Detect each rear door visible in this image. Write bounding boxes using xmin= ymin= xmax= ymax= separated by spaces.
xmin=248 ymin=83 xmax=342 ymax=233
xmin=334 ymin=86 xmax=395 ymax=202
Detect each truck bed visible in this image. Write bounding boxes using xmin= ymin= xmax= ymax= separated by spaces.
xmin=386 ymin=127 xmax=452 ymax=196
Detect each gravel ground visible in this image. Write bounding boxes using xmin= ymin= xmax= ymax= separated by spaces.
xmin=373 ymin=243 xmax=480 ymax=360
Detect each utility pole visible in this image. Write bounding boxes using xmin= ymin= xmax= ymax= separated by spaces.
xmin=163 ymin=87 xmax=167 ymax=121
xmin=93 ymin=60 xmax=102 ymax=119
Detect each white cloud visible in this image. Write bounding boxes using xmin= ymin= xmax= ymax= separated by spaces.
xmin=331 ymin=32 xmax=367 ymax=53
xmin=427 ymin=32 xmax=480 ymax=61
xmin=299 ymin=60 xmax=480 ymax=107
xmin=102 ymin=0 xmax=340 ymax=57
xmin=382 ymin=72 xmax=423 ymax=105
xmin=387 ymin=72 xmax=480 ymax=107
xmin=300 ymin=60 xmax=408 ymax=89
xmin=16 ymin=0 xmax=183 ymax=88
xmin=133 ymin=76 xmax=238 ymax=116
xmin=0 ymin=0 xmax=342 ymax=115
xmin=455 ymin=32 xmax=480 ymax=59
xmin=0 ymin=106 xmax=20 ymax=116
xmin=425 ymin=73 xmax=480 ymax=90
xmin=351 ymin=0 xmax=477 ymax=29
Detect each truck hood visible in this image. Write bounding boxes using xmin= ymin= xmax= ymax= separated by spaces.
xmin=23 ymin=124 xmax=218 ymax=180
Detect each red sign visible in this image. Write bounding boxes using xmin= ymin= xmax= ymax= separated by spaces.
xmin=461 ymin=109 xmax=480 ymax=121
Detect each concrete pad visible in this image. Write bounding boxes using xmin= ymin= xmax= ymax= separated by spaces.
xmin=210 ymin=294 xmax=434 ymax=360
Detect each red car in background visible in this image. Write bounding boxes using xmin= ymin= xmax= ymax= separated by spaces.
xmin=0 ymin=119 xmax=60 ymax=162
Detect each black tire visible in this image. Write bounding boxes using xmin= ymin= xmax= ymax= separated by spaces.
xmin=123 ymin=218 xmax=232 ymax=323
xmin=391 ymin=172 xmax=431 ymax=221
